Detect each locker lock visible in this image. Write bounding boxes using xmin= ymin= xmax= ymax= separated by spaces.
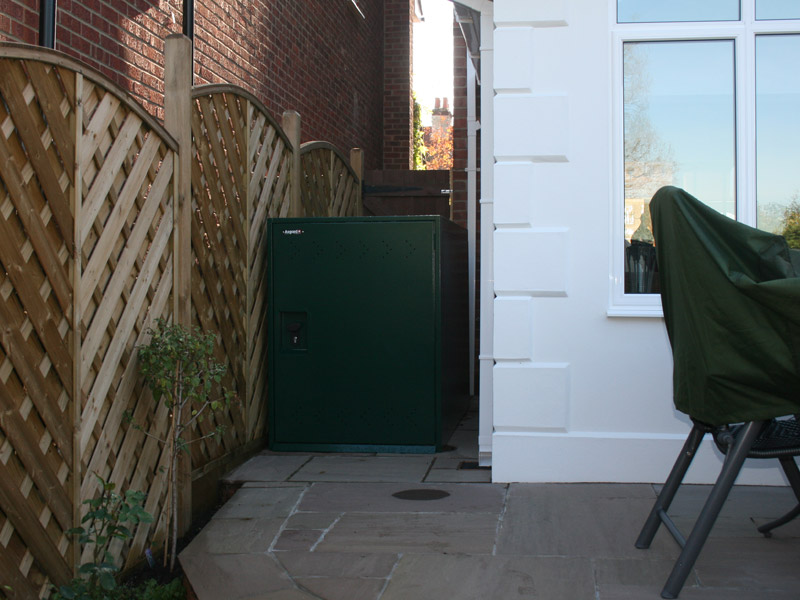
xmin=287 ymin=322 xmax=303 ymax=346
xmin=280 ymin=312 xmax=307 ymax=351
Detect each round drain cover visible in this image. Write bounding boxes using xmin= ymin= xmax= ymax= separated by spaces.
xmin=392 ymin=489 xmax=451 ymax=501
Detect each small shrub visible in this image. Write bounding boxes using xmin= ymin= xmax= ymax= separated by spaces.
xmin=133 ymin=318 xmax=233 ymax=571
xmin=52 ymin=475 xmax=152 ymax=600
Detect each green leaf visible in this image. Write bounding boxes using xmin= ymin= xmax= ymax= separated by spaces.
xmin=58 ymin=584 xmax=77 ymax=599
xmin=114 ymin=526 xmax=131 ymax=538
xmin=99 ymin=571 xmax=117 ymax=591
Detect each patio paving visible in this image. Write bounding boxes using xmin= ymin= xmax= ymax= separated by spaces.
xmin=180 ymin=407 xmax=800 ymax=599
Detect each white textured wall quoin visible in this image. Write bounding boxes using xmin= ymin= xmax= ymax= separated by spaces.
xmin=492 ymin=0 xmax=572 ymax=461
xmin=494 ymin=229 xmax=569 ymax=296
xmin=488 ymin=0 xmax=788 ymax=485
xmin=494 ymin=94 xmax=569 ymax=161
xmin=493 ymin=297 xmax=534 ymax=360
xmin=494 ymin=363 xmax=571 ymax=432
xmin=494 ymin=0 xmax=569 ymax=26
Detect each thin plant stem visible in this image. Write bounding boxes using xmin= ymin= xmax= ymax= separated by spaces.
xmin=170 ymin=393 xmax=182 ymax=572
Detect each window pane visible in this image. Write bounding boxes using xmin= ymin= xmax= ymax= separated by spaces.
xmin=756 ymin=0 xmax=800 ymax=20
xmin=756 ymin=35 xmax=800 ymax=241
xmin=618 ymin=0 xmax=739 ymax=23
xmin=623 ymin=41 xmax=736 ymax=293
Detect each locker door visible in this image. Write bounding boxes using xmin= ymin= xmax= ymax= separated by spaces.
xmin=269 ymin=219 xmax=438 ymax=449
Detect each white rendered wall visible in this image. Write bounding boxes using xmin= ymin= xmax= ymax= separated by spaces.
xmin=490 ymin=0 xmax=787 ymax=485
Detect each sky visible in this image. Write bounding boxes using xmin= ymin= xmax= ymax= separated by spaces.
xmin=413 ymin=0 xmax=455 ymax=126
xmin=628 ymin=36 xmax=800 ymax=222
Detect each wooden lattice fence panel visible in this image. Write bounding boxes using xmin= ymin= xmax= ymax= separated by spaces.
xmin=0 ymin=48 xmax=76 ymax=600
xmin=0 ymin=44 xmax=178 ymax=597
xmin=189 ymin=86 xmax=292 ymax=472
xmin=75 ymin=62 xmax=177 ymax=570
xmin=1 ymin=41 xmax=364 ymax=599
xmin=299 ymin=142 xmax=361 ymax=217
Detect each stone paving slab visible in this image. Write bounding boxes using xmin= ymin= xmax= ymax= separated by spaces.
xmin=670 ymin=514 xmax=791 ymax=538
xmin=423 ymin=467 xmax=492 ymax=483
xmin=298 ymin=481 xmax=506 ymax=513
xmin=593 ymin=583 xmax=797 ymax=600
xmin=380 ymin=553 xmax=595 ymax=600
xmin=284 ymin=511 xmax=340 ymax=530
xmin=181 ymin=516 xmax=283 ymax=555
xmin=594 ymin=556 xmax=681 ymax=589
xmin=314 ymin=512 xmax=500 ymax=554
xmin=223 ymin=455 xmax=311 ymax=483
xmin=694 ymin=535 xmax=800 ymax=590
xmin=663 ymin=483 xmax=799 ymax=519
xmin=429 ymin=456 xmax=466 ymax=469
xmin=294 ymin=577 xmax=386 ymax=600
xmin=272 ymin=529 xmax=322 ymax=552
xmin=274 ymin=552 xmax=399 ymax=579
xmin=495 ymin=483 xmax=676 ymax=559
xmin=441 ymin=430 xmax=478 ymax=457
xmin=289 ymin=455 xmax=433 ymax=482
xmin=182 ymin=427 xmax=800 ymax=600
xmin=212 ymin=484 xmax=306 ymax=520
xmin=179 ymin=552 xmax=303 ymax=600
xmin=598 ymin=583 xmax=800 ymax=600
xmin=653 ymin=482 xmax=800 ymax=537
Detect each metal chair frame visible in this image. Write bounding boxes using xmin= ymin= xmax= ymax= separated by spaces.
xmin=636 ymin=417 xmax=800 ymax=598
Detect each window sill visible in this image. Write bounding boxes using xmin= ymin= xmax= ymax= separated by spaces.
xmin=607 ymin=304 xmax=664 ymax=318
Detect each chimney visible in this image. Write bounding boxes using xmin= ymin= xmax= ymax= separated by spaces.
xmin=431 ymin=96 xmax=452 ymax=134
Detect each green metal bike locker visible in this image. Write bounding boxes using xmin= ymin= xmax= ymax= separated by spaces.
xmin=267 ymin=216 xmax=469 ymax=453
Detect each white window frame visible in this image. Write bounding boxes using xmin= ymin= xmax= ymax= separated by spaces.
xmin=608 ymin=1 xmax=800 ymax=317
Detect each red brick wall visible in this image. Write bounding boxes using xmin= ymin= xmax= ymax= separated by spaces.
xmin=383 ymin=0 xmax=413 ymax=169
xmin=231 ymin=1 xmax=386 ymax=169
xmin=0 ymin=0 xmax=38 ymax=44
xmin=0 ymin=1 xmax=396 ymax=170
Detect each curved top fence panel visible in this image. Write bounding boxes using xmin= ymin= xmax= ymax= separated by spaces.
xmin=1 ymin=43 xmax=177 ymax=152
xmin=300 ymin=141 xmax=362 ymax=217
xmin=189 ymin=84 xmax=294 ymax=472
xmin=0 ymin=42 xmax=179 ymax=597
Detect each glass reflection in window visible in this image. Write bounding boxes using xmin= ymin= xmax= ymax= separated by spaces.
xmin=756 ymin=35 xmax=800 ymax=244
xmin=623 ymin=41 xmax=736 ymax=293
xmin=756 ymin=0 xmax=800 ymax=20
xmin=618 ymin=0 xmax=739 ymax=23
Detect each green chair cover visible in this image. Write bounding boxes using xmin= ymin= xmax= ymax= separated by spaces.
xmin=650 ymin=186 xmax=800 ymax=425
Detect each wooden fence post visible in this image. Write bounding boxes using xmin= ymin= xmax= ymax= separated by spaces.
xmin=164 ymin=33 xmax=193 ymax=537
xmin=282 ymin=110 xmax=303 ymax=218
xmin=350 ymin=148 xmax=364 ymax=216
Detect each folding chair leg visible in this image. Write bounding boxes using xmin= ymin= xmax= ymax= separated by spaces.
xmin=636 ymin=423 xmax=706 ymax=549
xmin=758 ymin=456 xmax=800 ymax=536
xmin=660 ymin=420 xmax=765 ymax=599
